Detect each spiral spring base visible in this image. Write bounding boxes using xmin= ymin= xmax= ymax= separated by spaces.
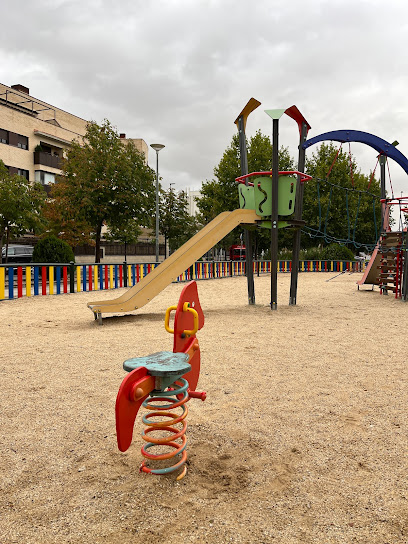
xmin=140 ymin=378 xmax=189 ymax=480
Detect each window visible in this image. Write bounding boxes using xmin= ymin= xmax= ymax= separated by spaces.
xmin=1 ymin=129 xmax=29 ymax=150
xmin=0 ymin=128 xmax=8 ymax=144
xmin=17 ymin=169 xmax=29 ymax=180
xmin=6 ymin=166 xmax=29 ymax=180
xmin=17 ymin=135 xmax=28 ymax=150
xmin=35 ymin=170 xmax=56 ymax=184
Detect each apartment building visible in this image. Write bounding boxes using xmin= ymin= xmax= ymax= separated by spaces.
xmin=186 ymin=187 xmax=201 ymax=216
xmin=0 ymin=82 xmax=148 ymax=193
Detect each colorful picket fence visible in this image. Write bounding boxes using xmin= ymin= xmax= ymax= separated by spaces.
xmin=0 ymin=259 xmax=362 ymax=301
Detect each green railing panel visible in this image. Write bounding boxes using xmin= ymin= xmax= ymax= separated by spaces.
xmin=251 ymin=174 xmax=297 ymax=217
xmin=238 ymin=184 xmax=255 ymax=210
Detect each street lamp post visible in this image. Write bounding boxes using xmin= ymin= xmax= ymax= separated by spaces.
xmin=150 ymin=143 xmax=165 ymax=263
xmin=168 ymin=183 xmax=175 ymax=259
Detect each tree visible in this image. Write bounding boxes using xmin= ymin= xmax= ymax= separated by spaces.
xmin=42 ymin=197 xmax=94 ymax=248
xmin=0 ymin=161 xmax=46 ymax=263
xmin=158 ymin=187 xmax=198 ymax=256
xmin=196 ymin=130 xmax=295 ymax=254
xmin=51 ymin=120 xmax=156 ymax=262
xmin=105 ymin=218 xmax=142 ymax=261
xmin=303 ymin=143 xmax=382 ymax=250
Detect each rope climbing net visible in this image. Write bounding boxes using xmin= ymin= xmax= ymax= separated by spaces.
xmin=301 ymin=176 xmax=383 ymax=252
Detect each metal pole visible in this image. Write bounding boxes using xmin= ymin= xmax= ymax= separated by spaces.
xmin=155 ymin=150 xmax=160 ymax=263
xmin=402 ymin=239 xmax=408 ymax=301
xmin=237 ymin=116 xmax=255 ymax=304
xmin=150 ymin=143 xmax=165 ymax=264
xmin=270 ymin=119 xmax=279 ymax=310
xmin=379 ymin=154 xmax=387 ymax=233
xmin=289 ymin=121 xmax=308 ymax=305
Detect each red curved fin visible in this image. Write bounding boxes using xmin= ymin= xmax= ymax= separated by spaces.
xmin=115 ymin=367 xmax=155 ymax=452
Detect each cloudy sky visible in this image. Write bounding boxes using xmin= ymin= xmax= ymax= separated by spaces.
xmin=2 ymin=0 xmax=408 ymax=204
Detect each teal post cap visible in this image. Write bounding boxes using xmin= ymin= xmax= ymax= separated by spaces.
xmin=264 ymin=109 xmax=286 ymax=120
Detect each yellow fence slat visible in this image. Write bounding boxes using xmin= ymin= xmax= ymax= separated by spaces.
xmin=26 ymin=267 xmax=31 ymax=297
xmin=0 ymin=268 xmax=4 ymax=299
xmin=49 ymin=266 xmax=54 ymax=295
xmin=76 ymin=266 xmax=81 ymax=292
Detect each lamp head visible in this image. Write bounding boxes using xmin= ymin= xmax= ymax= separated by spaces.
xmin=150 ymin=143 xmax=165 ymax=152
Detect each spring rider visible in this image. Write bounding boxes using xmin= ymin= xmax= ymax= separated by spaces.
xmin=115 ymin=281 xmax=206 ymax=480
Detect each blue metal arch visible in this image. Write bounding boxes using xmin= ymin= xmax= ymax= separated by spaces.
xmin=302 ymin=129 xmax=408 ymax=175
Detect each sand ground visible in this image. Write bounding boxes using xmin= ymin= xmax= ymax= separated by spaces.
xmin=0 ymin=272 xmax=407 ymax=544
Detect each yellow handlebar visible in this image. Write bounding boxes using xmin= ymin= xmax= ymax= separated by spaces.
xmin=164 ymin=305 xmax=177 ymax=334
xmin=182 ymin=302 xmax=199 ymax=335
xmin=164 ymin=303 xmax=199 ymax=336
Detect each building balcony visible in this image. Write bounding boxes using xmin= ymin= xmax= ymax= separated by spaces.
xmin=34 ymin=150 xmax=61 ymax=169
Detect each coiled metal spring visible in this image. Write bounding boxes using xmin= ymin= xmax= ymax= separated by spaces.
xmin=140 ymin=377 xmax=189 ymax=480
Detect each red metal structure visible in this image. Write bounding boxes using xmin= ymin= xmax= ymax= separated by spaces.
xmin=229 ymin=244 xmax=246 ymax=261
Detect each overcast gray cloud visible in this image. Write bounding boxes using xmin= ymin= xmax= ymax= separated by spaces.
xmin=2 ymin=0 xmax=408 ymax=199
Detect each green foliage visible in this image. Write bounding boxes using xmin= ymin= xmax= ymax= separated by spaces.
xmin=50 ymin=120 xmax=156 ymax=262
xmin=300 ymin=247 xmax=324 ymax=260
xmin=320 ymin=243 xmax=355 ymax=261
xmin=198 ymin=131 xmax=294 ymax=222
xmin=302 ymin=143 xmax=382 ymax=250
xmin=276 ymin=244 xmax=355 ymax=261
xmin=105 ymin=219 xmax=141 ymax=245
xmin=158 ymin=188 xmax=199 ymax=254
xmin=0 ymin=160 xmax=46 ymax=263
xmin=33 ymin=235 xmax=75 ymax=263
xmin=196 ymin=130 xmax=295 ymax=252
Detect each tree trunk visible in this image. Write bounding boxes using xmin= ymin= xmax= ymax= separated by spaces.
xmin=5 ymin=227 xmax=10 ymax=264
xmin=95 ymin=222 xmax=103 ymax=263
xmin=0 ymin=228 xmax=4 ymax=264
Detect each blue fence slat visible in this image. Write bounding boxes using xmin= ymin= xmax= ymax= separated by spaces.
xmin=56 ymin=266 xmax=61 ymax=295
xmin=82 ymin=265 xmax=87 ymax=292
xmin=8 ymin=267 xmax=14 ymax=299
xmin=34 ymin=267 xmax=39 ymax=296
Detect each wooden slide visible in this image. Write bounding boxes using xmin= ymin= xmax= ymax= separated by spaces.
xmin=87 ymin=209 xmax=260 ymax=318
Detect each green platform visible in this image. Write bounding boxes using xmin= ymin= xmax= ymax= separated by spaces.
xmin=238 ymin=175 xmax=297 ymax=220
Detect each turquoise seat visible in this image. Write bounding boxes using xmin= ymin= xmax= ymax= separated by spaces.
xmin=123 ymin=351 xmax=190 ymax=376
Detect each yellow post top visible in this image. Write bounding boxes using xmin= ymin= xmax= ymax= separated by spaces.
xmin=234 ymin=98 xmax=261 ymax=131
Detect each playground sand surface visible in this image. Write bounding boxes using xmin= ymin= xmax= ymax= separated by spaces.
xmin=1 ymin=273 xmax=407 ymax=544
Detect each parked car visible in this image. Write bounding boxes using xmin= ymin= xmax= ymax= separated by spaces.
xmin=1 ymin=245 xmax=34 ymax=264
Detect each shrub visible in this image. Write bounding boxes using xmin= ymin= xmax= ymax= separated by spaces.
xmin=277 ymin=247 xmax=293 ymax=260
xmin=320 ymin=243 xmax=355 ymax=261
xmin=261 ymin=244 xmax=355 ymax=262
xmin=33 ymin=235 xmax=75 ymax=263
xmin=300 ymin=247 xmax=323 ymax=260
